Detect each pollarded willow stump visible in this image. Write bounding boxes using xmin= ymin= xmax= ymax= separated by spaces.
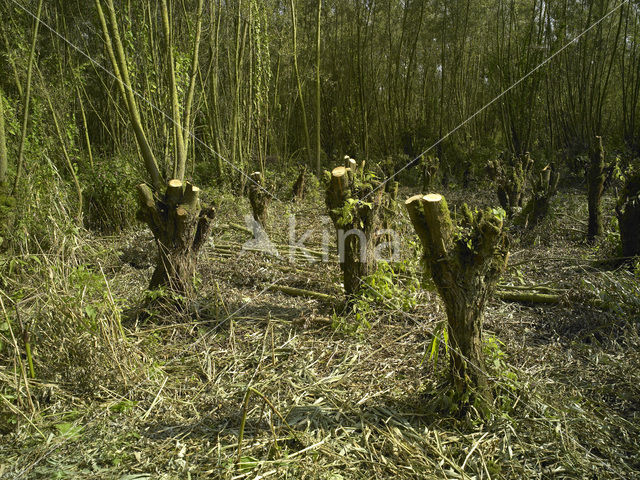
xmin=137 ymin=179 xmax=215 ymax=299
xmin=248 ymin=171 xmax=270 ymax=231
xmin=292 ymin=166 xmax=308 ymax=202
xmin=421 ymin=156 xmax=440 ymax=192
xmin=587 ymin=136 xmax=606 ymax=242
xmin=616 ymin=165 xmax=640 ymax=260
xmin=516 ymin=164 xmax=560 ymax=228
xmin=406 ymin=194 xmax=509 ymax=409
xmin=487 ymin=152 xmax=534 ymax=217
xmin=326 ymin=160 xmax=384 ymax=302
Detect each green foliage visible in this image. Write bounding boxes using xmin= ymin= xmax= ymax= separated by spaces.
xmin=333 ymin=261 xmax=420 ymax=334
xmin=422 ymin=320 xmax=448 ymax=369
xmin=483 ymin=335 xmax=520 ymax=412
xmin=80 ymin=154 xmax=140 ymax=233
xmin=333 ymin=198 xmax=372 ymax=228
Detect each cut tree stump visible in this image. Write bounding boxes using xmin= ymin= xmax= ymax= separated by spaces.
xmin=326 ymin=161 xmax=384 ymax=302
xmin=487 ymin=152 xmax=534 ymax=217
xmin=516 ymin=164 xmax=560 ymax=228
xmin=421 ymin=156 xmax=439 ymax=191
xmin=406 ymin=194 xmax=509 ymax=411
xmin=587 ymin=136 xmax=606 ymax=242
xmin=248 ymin=171 xmax=270 ymax=231
xmin=137 ymin=179 xmax=214 ymax=299
xmin=616 ymin=164 xmax=640 ymax=260
xmin=292 ymin=166 xmax=307 ymax=201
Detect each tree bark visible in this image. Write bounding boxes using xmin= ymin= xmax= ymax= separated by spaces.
xmin=326 ymin=163 xmax=383 ymax=301
xmin=421 ymin=156 xmax=439 ymax=192
xmin=292 ymin=166 xmax=307 ymax=201
xmin=248 ymin=171 xmax=270 ymax=230
xmin=0 ymin=88 xmax=7 ymax=186
xmin=616 ymin=166 xmax=640 ymax=259
xmin=11 ymin=0 xmax=43 ymax=196
xmin=587 ymin=136 xmax=606 ymax=242
xmin=517 ymin=164 xmax=560 ymax=228
xmin=487 ymin=152 xmax=533 ymax=217
xmin=406 ymin=194 xmax=509 ymax=411
xmin=289 ymin=0 xmax=312 ymax=170
xmin=138 ymin=180 xmax=214 ymax=299
xmin=315 ymin=0 xmax=322 ymax=176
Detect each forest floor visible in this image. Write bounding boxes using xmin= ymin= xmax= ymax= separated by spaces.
xmin=0 ymin=182 xmax=639 ymax=479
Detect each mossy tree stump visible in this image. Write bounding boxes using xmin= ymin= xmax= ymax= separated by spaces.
xmin=487 ymin=152 xmax=534 ymax=217
xmin=406 ymin=194 xmax=509 ymax=408
xmin=292 ymin=166 xmax=308 ymax=201
xmin=587 ymin=136 xmax=606 ymax=242
xmin=516 ymin=164 xmax=560 ymax=228
xmin=616 ymin=165 xmax=640 ymax=259
xmin=326 ymin=161 xmax=383 ymax=302
xmin=137 ymin=179 xmax=215 ymax=298
xmin=421 ymin=156 xmax=440 ymax=191
xmin=248 ymin=171 xmax=270 ymax=231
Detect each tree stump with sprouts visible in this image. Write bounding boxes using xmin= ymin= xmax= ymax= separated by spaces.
xmin=617 ymin=165 xmax=640 ymax=259
xmin=326 ymin=161 xmax=383 ymax=301
xmin=248 ymin=171 xmax=270 ymax=231
xmin=517 ymin=164 xmax=560 ymax=228
xmin=587 ymin=137 xmax=606 ymax=242
xmin=137 ymin=179 xmax=215 ymax=299
xmin=421 ymin=156 xmax=439 ymax=191
xmin=487 ymin=152 xmax=534 ymax=217
xmin=406 ymin=194 xmax=509 ymax=409
xmin=292 ymin=166 xmax=307 ymax=201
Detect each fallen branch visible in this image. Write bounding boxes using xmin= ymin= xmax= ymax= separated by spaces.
xmin=266 ymin=284 xmax=335 ymax=302
xmin=497 ymin=284 xmax=565 ymax=295
xmin=213 ymin=241 xmax=326 ymax=260
xmin=496 ymin=291 xmax=561 ymax=304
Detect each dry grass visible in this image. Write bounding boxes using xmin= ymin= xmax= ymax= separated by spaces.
xmin=0 ymin=187 xmax=639 ymax=479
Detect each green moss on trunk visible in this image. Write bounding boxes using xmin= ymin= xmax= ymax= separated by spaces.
xmin=406 ymin=194 xmax=509 ymax=411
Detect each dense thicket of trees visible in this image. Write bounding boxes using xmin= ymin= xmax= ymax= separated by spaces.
xmin=0 ymin=0 xmax=638 ymax=231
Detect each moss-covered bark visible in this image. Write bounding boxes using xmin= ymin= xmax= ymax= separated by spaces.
xmin=137 ymin=180 xmax=214 ymax=299
xmin=248 ymin=171 xmax=270 ymax=230
xmin=587 ymin=137 xmax=606 ymax=242
xmin=516 ymin=164 xmax=560 ymax=228
xmin=406 ymin=194 xmax=509 ymax=410
xmin=421 ymin=156 xmax=439 ymax=191
xmin=487 ymin=152 xmax=534 ymax=217
xmin=292 ymin=166 xmax=307 ymax=201
xmin=326 ymin=161 xmax=383 ymax=301
xmin=616 ymin=165 xmax=640 ymax=259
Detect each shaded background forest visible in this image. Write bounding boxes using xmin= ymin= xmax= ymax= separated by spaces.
xmin=0 ymin=0 xmax=638 ymax=235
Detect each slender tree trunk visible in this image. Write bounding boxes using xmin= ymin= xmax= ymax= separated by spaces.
xmin=96 ymin=0 xmax=163 ymax=191
xmin=0 ymin=88 xmax=13 ymax=248
xmin=315 ymin=0 xmax=322 ymax=176
xmin=0 ymin=89 xmax=7 ymax=187
xmin=289 ymin=0 xmax=312 ymax=170
xmin=76 ymin=85 xmax=94 ymax=169
xmin=11 ymin=0 xmax=43 ymax=196
xmin=38 ymin=66 xmax=83 ymax=222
